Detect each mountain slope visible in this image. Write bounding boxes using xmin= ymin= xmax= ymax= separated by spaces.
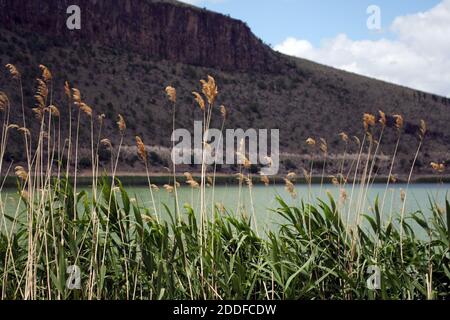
xmin=0 ymin=0 xmax=449 ymax=177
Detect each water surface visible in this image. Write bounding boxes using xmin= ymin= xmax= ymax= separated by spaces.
xmin=1 ymin=183 xmax=448 ymax=232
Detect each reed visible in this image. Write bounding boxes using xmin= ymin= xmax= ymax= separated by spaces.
xmin=0 ymin=65 xmax=448 ymax=300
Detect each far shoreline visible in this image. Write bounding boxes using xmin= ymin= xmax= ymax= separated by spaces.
xmin=1 ymin=174 xmax=449 ymax=189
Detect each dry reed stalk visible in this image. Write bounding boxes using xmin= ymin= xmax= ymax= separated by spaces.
xmin=100 ymin=114 xmax=127 ymax=291
xmin=399 ymin=119 xmax=426 ymax=263
xmin=210 ymin=105 xmax=227 ymax=222
xmin=165 ymin=86 xmax=181 ymax=223
xmin=135 ymin=136 xmax=159 ymax=223
xmin=379 ymin=115 xmax=404 ymax=223
xmin=305 ymin=137 xmax=317 ymax=241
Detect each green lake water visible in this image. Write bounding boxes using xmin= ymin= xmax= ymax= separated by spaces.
xmin=1 ymin=183 xmax=448 ymax=233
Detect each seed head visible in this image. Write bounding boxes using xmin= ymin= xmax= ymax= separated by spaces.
xmin=340 ymin=188 xmax=348 ymax=203
xmin=220 ymin=105 xmax=227 ymax=119
xmin=98 ymin=113 xmax=106 ymax=125
xmin=306 ymin=137 xmax=316 ymax=146
xmin=363 ymin=113 xmax=376 ymax=132
xmin=135 ymin=136 xmax=148 ymax=162
xmin=35 ymin=95 xmax=45 ymax=109
xmin=165 ymin=86 xmax=177 ymax=103
xmin=400 ymin=189 xmax=406 ymax=202
xmin=78 ymin=102 xmax=92 ymax=117
xmin=192 ymin=91 xmax=205 ymax=111
xmin=39 ymin=64 xmax=52 ymax=82
xmin=64 ymin=81 xmax=71 ymax=99
xmin=163 ymin=184 xmax=174 ymax=193
xmin=319 ymin=138 xmax=328 ymax=154
xmin=339 ymin=132 xmax=349 ymax=143
xmin=72 ymin=88 xmax=82 ymax=103
xmin=186 ymin=178 xmax=200 ymax=189
xmin=286 ymin=172 xmax=296 ymax=180
xmin=15 ymin=166 xmax=28 ymax=181
xmin=393 ymin=115 xmax=404 ymax=130
xmin=117 ymin=114 xmax=126 ymax=134
xmin=20 ymin=190 xmax=29 ymax=201
xmin=379 ymin=110 xmax=387 ymax=127
xmin=419 ymin=120 xmax=427 ymax=140
xmin=0 ymin=92 xmax=9 ymax=112
xmin=18 ymin=127 xmax=30 ymax=136
xmin=260 ymin=174 xmax=270 ymax=186
xmin=200 ymin=75 xmax=218 ymax=105
xmin=5 ymin=64 xmax=20 ymax=79
xmin=430 ymin=162 xmax=445 ymax=173
xmin=49 ymin=105 xmax=60 ymax=117
xmin=101 ymin=138 xmax=112 ymax=149
xmin=331 ymin=176 xmax=339 ymax=186
xmin=36 ymin=78 xmax=48 ymax=100
xmin=8 ymin=124 xmax=19 ymax=130
xmin=302 ymin=168 xmax=312 ymax=185
xmin=284 ymin=178 xmax=297 ymax=199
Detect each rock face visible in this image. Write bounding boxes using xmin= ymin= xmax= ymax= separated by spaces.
xmin=0 ymin=0 xmax=280 ymax=72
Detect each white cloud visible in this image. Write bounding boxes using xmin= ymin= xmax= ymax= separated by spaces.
xmin=275 ymin=0 xmax=450 ymax=97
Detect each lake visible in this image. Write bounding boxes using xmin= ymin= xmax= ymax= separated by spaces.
xmin=1 ymin=182 xmax=448 ymax=233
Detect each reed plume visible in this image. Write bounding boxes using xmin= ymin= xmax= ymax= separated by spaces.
xmin=419 ymin=119 xmax=427 ymax=141
xmin=431 ymin=162 xmax=445 ymax=173
xmin=200 ymin=75 xmax=218 ymax=105
xmin=135 ymin=136 xmax=148 ymax=162
xmin=165 ymin=86 xmax=177 ymax=103
xmin=284 ymin=178 xmax=297 ymax=199
xmin=14 ymin=166 xmax=28 ymax=181
xmin=0 ymin=92 xmax=8 ymax=112
xmin=379 ymin=110 xmax=387 ymax=127
xmin=399 ymin=116 xmax=424 ymax=264
xmin=117 ymin=114 xmax=126 ymax=134
xmin=220 ymin=105 xmax=227 ymax=119
xmin=77 ymin=102 xmax=93 ymax=117
xmin=339 ymin=132 xmax=349 ymax=143
xmin=260 ymin=174 xmax=270 ymax=186
xmin=192 ymin=92 xmax=205 ymax=111
xmin=306 ymin=137 xmax=316 ymax=146
xmin=5 ymin=64 xmax=20 ymax=79
xmin=39 ymin=65 xmax=52 ymax=82
xmin=164 ymin=184 xmax=174 ymax=193
xmin=393 ymin=115 xmax=404 ymax=130
xmin=72 ymin=88 xmax=82 ymax=103
xmin=135 ymin=135 xmax=158 ymax=222
xmin=363 ymin=113 xmax=376 ymax=133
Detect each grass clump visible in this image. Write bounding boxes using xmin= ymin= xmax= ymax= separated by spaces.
xmin=0 ymin=64 xmax=449 ymax=300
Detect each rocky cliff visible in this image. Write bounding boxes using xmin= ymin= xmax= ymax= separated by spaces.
xmin=0 ymin=0 xmax=280 ymax=72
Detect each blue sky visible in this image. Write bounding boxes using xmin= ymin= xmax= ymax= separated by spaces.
xmin=181 ymin=0 xmax=450 ymax=97
xmin=183 ymin=0 xmax=440 ymax=47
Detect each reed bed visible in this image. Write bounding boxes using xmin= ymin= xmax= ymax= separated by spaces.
xmin=0 ymin=65 xmax=449 ymax=300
